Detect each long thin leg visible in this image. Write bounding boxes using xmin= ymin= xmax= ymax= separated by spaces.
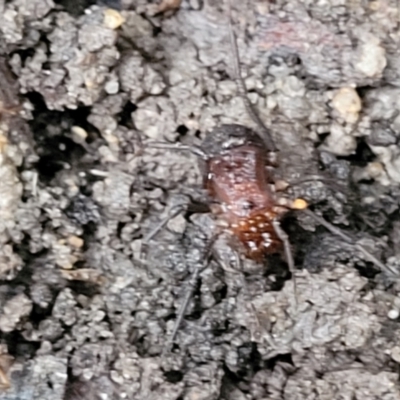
xmin=226 ymin=251 xmax=276 ymax=347
xmin=166 ymin=264 xmax=201 ymax=350
xmin=146 ymin=141 xmax=208 ymax=160
xmin=164 ymin=233 xmax=219 ymax=352
xmin=227 ymin=0 xmax=277 ymax=152
xmin=272 ymin=219 xmax=298 ymax=305
xmin=285 ymin=175 xmax=347 ymax=195
xmin=141 ymin=204 xmax=187 ymax=258
xmin=303 ymin=208 xmax=398 ymax=276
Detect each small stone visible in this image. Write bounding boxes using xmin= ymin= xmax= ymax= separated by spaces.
xmin=388 ymin=309 xmax=399 ymax=320
xmin=366 ymin=162 xmax=384 ymax=179
xmin=0 ymin=294 xmax=32 ymax=333
xmin=274 ymin=180 xmax=289 ymax=191
xmin=103 ymin=9 xmax=125 ymax=30
xmin=368 ymin=1 xmax=381 ymax=10
xmin=67 ymin=235 xmax=84 ymax=248
xmin=370 ymin=145 xmax=400 ymax=184
xmin=324 ymin=123 xmax=357 ymax=156
xmin=71 ymin=126 xmax=87 ymax=141
xmin=167 ymin=213 xmax=186 ymax=234
xmin=355 ymin=36 xmax=386 ymax=78
xmin=291 ymin=198 xmax=308 ymax=210
xmin=331 ymin=87 xmax=362 ymax=124
xmin=105 ymin=80 xmax=119 ymax=94
xmin=111 ymin=370 xmax=124 ymax=384
xmin=391 ymin=346 xmax=400 ymax=363
xmin=157 ymin=0 xmax=182 ymax=13
xmin=189 ymin=0 xmax=201 ymax=10
xmin=61 ymin=269 xmax=105 ymax=285
xmin=0 ymin=134 xmax=7 ymax=153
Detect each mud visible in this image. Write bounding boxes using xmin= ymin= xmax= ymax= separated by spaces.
xmin=0 ymin=0 xmax=400 ymax=399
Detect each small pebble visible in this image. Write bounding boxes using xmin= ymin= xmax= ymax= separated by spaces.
xmin=0 ymin=134 xmax=7 ymax=153
xmin=167 ymin=213 xmax=187 ymax=234
xmin=324 ymin=123 xmax=357 ymax=156
xmin=105 ymin=80 xmax=119 ymax=94
xmin=157 ymin=0 xmax=182 ymax=13
xmin=331 ymin=87 xmax=362 ymax=124
xmin=71 ymin=126 xmax=88 ymax=141
xmin=391 ymin=346 xmax=400 ymax=363
xmin=366 ymin=162 xmax=384 ymax=179
xmin=103 ymin=9 xmax=125 ymax=30
xmin=388 ymin=309 xmax=399 ymax=320
xmin=67 ymin=235 xmax=84 ymax=248
xmin=355 ymin=36 xmax=386 ymax=78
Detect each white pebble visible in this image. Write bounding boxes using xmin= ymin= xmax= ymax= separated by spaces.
xmin=355 ymin=35 xmax=386 ymax=78
xmin=331 ymin=87 xmax=361 ymax=124
xmin=103 ymin=9 xmax=125 ymax=30
xmin=324 ymin=123 xmax=357 ymax=156
xmin=105 ymin=80 xmax=119 ymax=94
xmin=391 ymin=346 xmax=400 ymax=363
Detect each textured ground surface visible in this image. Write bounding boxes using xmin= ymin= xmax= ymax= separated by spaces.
xmin=1 ymin=0 xmax=400 ymax=399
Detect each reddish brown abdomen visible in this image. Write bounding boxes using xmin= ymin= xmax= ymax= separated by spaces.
xmin=204 ymin=145 xmax=284 ymax=260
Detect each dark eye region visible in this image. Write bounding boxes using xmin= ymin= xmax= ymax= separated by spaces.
xmin=241 ymin=200 xmax=256 ymax=211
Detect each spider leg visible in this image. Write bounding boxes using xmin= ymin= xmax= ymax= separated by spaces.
xmin=164 ymin=233 xmax=218 ymax=353
xmin=272 ymin=219 xmax=298 ymax=305
xmin=213 ymin=245 xmax=277 ymax=347
xmin=303 ymin=208 xmax=398 ymax=276
xmin=226 ymin=0 xmax=277 ymax=152
xmin=146 ymin=141 xmax=208 ymax=159
xmin=141 ymin=204 xmax=187 ymax=259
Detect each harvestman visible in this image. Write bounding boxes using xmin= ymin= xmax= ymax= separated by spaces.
xmin=141 ymin=0 xmax=397 ymax=351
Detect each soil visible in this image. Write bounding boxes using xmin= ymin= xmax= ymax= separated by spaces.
xmin=1 ymin=0 xmax=400 ymax=399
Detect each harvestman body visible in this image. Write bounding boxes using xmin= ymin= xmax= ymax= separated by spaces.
xmin=142 ymin=1 xmax=397 ymax=350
